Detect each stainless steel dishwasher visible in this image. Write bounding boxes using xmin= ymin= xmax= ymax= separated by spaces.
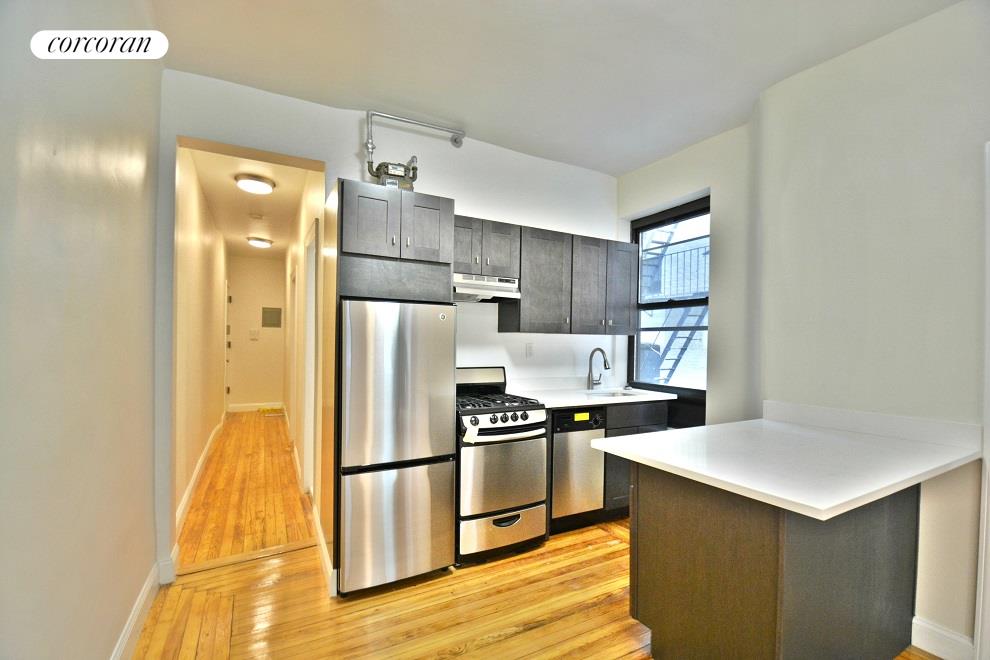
xmin=551 ymin=408 xmax=606 ymax=519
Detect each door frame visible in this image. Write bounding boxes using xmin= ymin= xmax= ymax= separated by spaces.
xmin=302 ymin=219 xmax=320 ymax=494
xmin=224 ymin=279 xmax=230 ymax=411
xmin=976 ymin=142 xmax=990 ymax=659
xmin=154 ymin=135 xmax=326 ymax=582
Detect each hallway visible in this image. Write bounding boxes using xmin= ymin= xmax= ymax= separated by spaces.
xmin=177 ymin=411 xmax=315 ymax=569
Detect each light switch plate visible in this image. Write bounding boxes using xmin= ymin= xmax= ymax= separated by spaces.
xmin=249 ymin=329 xmax=260 ymax=341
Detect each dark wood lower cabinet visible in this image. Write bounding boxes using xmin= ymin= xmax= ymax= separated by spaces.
xmin=630 ymin=466 xmax=918 ymax=659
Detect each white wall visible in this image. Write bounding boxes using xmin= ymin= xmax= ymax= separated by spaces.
xmin=174 ymin=148 xmax=227 ymax=513
xmin=227 ymin=254 xmax=286 ymax=406
xmin=0 ymin=2 xmax=161 ymax=658
xmin=617 ymin=0 xmax=990 ymax=645
xmin=757 ymin=0 xmax=989 ymax=640
xmin=283 ymin=170 xmax=325 ymax=477
xmin=617 ymin=125 xmax=759 ymax=423
xmin=154 ymin=70 xmax=620 ymax=565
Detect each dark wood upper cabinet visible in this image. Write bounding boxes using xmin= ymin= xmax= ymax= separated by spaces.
xmin=570 ymin=236 xmax=608 ymax=334
xmin=606 ymin=241 xmax=639 ymax=335
xmin=400 ymin=190 xmax=454 ymax=263
xmin=481 ymin=220 xmax=520 ymax=278
xmin=454 ymin=216 xmax=520 ymax=278
xmin=500 ymin=227 xmax=572 ymax=333
xmin=453 ymin=215 xmax=482 ymax=274
xmin=339 ymin=180 xmax=453 ymax=264
xmin=340 ymin=180 xmax=401 ymax=258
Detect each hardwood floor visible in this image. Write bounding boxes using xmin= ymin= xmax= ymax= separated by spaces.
xmin=140 ymin=510 xmax=938 ymax=659
xmin=159 ymin=417 xmax=936 ymax=660
xmin=898 ymin=648 xmax=942 ymax=660
xmin=177 ymin=411 xmax=315 ymax=570
xmin=136 ymin=519 xmax=650 ymax=659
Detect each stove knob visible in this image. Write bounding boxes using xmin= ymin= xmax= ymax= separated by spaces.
xmin=510 ymin=412 xmax=519 ymax=422
xmin=500 ymin=413 xmax=509 ymax=423
xmin=490 ymin=414 xmax=499 ymax=425
xmin=591 ymin=414 xmax=604 ymax=428
xmin=469 ymin=416 xmax=479 ymax=426
xmin=520 ymin=411 xmax=529 ymax=421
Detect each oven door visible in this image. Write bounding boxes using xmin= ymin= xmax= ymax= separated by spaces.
xmin=459 ymin=436 xmax=547 ymax=517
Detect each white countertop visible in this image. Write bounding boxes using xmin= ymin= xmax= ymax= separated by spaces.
xmin=591 ymin=416 xmax=980 ymax=520
xmin=515 ymin=387 xmax=677 ymax=409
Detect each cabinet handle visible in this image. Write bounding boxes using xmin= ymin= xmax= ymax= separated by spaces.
xmin=474 ymin=256 xmax=479 ymax=264
xmin=565 ymin=316 xmax=570 ymax=324
xmin=406 ymin=237 xmax=411 ymax=247
xmin=601 ymin=319 xmax=606 ymax=326
xmin=391 ymin=235 xmax=396 ymax=245
xmin=486 ymin=257 xmax=490 ymax=266
xmin=608 ymin=319 xmax=613 ymax=326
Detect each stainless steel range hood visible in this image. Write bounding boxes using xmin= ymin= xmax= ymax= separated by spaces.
xmin=453 ymin=273 xmax=521 ymax=302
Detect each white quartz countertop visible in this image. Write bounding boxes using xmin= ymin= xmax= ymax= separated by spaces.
xmin=591 ymin=416 xmax=980 ymax=520
xmin=514 ymin=387 xmax=676 ymax=409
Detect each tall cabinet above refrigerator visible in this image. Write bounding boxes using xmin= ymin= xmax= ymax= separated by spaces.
xmin=337 ymin=299 xmax=456 ymax=594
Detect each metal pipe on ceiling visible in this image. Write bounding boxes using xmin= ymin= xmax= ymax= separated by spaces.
xmin=365 ymin=110 xmax=465 ymax=168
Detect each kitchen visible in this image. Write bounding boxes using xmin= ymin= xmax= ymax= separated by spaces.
xmin=333 ymin=164 xmax=680 ymax=588
xmin=4 ymin=1 xmax=990 ymax=659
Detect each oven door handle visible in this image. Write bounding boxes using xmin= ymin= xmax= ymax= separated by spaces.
xmin=464 ymin=427 xmax=546 ymax=444
xmin=492 ymin=514 xmax=522 ymax=527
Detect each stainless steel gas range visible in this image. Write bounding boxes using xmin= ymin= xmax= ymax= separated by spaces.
xmin=455 ymin=367 xmax=549 ymax=561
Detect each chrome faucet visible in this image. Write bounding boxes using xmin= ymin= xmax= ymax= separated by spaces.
xmin=587 ymin=348 xmax=611 ymax=390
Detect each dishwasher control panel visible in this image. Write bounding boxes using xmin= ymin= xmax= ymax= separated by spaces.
xmin=553 ymin=408 xmax=605 ymax=433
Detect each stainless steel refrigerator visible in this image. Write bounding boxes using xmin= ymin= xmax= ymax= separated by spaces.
xmin=338 ymin=300 xmax=456 ymax=594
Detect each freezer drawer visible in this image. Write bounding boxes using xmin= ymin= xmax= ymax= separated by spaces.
xmin=339 ymin=461 xmax=455 ymax=593
xmin=340 ymin=300 xmax=455 ymax=468
xmin=460 ymin=503 xmax=547 ymax=555
xmin=552 ymin=428 xmax=605 ymax=519
xmin=459 ymin=437 xmax=547 ymax=517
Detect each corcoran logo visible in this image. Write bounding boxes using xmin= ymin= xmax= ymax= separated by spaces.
xmin=31 ymin=30 xmax=168 ymax=60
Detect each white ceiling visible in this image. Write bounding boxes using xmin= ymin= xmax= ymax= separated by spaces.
xmin=153 ymin=0 xmax=958 ymax=175
xmin=187 ymin=148 xmax=309 ymax=259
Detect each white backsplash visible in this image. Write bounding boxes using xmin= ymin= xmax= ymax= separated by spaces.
xmin=454 ymin=302 xmax=627 ymax=392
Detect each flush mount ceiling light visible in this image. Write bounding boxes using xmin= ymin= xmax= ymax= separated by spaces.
xmin=246 ymin=236 xmax=273 ymax=249
xmin=235 ymin=174 xmax=276 ymax=195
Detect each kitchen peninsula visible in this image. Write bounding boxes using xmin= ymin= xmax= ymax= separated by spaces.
xmin=593 ymin=401 xmax=981 ymax=659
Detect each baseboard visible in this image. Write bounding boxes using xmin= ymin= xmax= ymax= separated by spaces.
xmin=110 ymin=562 xmax=159 ymax=660
xmin=912 ymin=616 xmax=975 ymax=660
xmin=227 ymin=401 xmax=285 ymax=413
xmin=312 ymin=503 xmax=337 ymax=598
xmin=175 ymin=413 xmax=226 ymax=530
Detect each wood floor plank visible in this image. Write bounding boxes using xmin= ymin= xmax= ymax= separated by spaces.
xmin=194 ymin=592 xmax=221 ymax=659
xmin=213 ymin=594 xmax=234 ymax=660
xmin=176 ymin=590 xmax=207 ymax=660
xmin=160 ymin=587 xmax=195 ymax=659
xmin=138 ymin=585 xmax=184 ymax=659
xmin=177 ymin=411 xmax=313 ymax=569
xmin=898 ymin=647 xmax=943 ymax=660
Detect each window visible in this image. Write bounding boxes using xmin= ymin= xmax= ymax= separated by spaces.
xmin=631 ymin=198 xmax=710 ymax=392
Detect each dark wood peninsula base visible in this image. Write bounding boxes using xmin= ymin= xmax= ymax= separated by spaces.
xmin=630 ymin=465 xmax=919 ymax=659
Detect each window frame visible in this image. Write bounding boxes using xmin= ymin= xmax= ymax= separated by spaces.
xmin=627 ymin=196 xmax=710 ymax=403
